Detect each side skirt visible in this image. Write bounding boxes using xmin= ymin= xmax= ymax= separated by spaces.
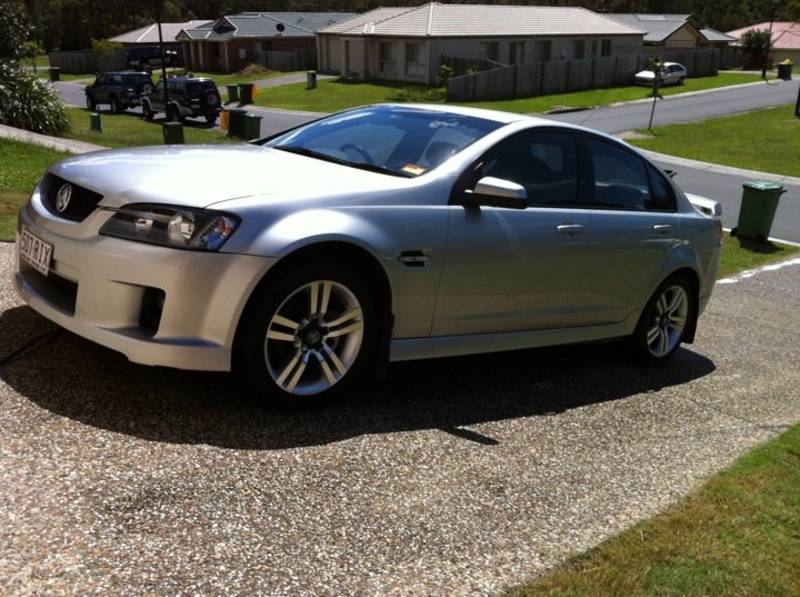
xmin=389 ymin=319 xmax=637 ymax=362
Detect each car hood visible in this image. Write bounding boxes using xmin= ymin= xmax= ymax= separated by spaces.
xmin=49 ymin=144 xmax=398 ymax=209
xmin=635 ymin=70 xmax=656 ymax=78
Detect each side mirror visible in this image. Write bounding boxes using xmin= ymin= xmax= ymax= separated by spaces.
xmin=464 ymin=176 xmax=527 ymax=209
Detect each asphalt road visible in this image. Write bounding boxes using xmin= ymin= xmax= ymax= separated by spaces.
xmin=2 ymin=242 xmax=800 ymax=594
xmin=547 ymin=78 xmax=800 ymax=134
xmin=55 ymin=79 xmax=800 ymax=242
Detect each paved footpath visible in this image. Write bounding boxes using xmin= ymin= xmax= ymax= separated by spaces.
xmin=1 ymin=241 xmax=799 ymax=594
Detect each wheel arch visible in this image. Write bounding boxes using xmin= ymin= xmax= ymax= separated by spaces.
xmin=232 ymin=240 xmax=394 ymax=376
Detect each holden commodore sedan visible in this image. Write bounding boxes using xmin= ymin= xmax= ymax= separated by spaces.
xmin=14 ymin=104 xmax=721 ymax=406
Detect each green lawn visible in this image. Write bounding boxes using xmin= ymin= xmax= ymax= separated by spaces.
xmin=0 ymin=139 xmax=69 ymax=239
xmin=252 ymin=72 xmax=762 ymax=114
xmin=65 ymin=107 xmax=232 ymax=148
xmin=630 ymin=105 xmax=800 ymax=178
xmin=509 ymin=423 xmax=800 ymax=596
xmin=253 ymin=78 xmax=445 ymax=112
xmin=155 ymin=66 xmax=298 ymax=89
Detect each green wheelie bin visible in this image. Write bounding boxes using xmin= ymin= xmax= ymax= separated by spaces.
xmin=732 ymin=181 xmax=786 ymax=242
xmin=226 ymin=84 xmax=239 ymax=103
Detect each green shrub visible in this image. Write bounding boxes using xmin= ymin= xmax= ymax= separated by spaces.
xmin=387 ymin=86 xmax=446 ymax=103
xmin=436 ymin=64 xmax=455 ymax=86
xmin=0 ymin=63 xmax=70 ymax=136
xmin=91 ymin=38 xmax=123 ymax=56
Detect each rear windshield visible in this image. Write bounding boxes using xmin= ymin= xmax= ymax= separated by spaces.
xmin=186 ymin=81 xmax=216 ymax=95
xmin=265 ymin=106 xmax=503 ymax=177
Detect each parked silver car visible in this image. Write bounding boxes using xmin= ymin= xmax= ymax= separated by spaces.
xmin=14 ymin=104 xmax=722 ymax=406
xmin=635 ymin=62 xmax=688 ymax=86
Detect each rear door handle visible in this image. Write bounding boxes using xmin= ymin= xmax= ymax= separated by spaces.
xmin=557 ymin=223 xmax=585 ymax=236
xmin=652 ymin=224 xmax=673 ymax=235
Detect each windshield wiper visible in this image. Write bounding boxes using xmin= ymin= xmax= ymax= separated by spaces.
xmin=274 ymin=146 xmax=413 ymax=178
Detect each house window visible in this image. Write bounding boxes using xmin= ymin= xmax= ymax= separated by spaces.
xmin=379 ymin=42 xmax=396 ymax=73
xmin=535 ymin=40 xmax=552 ymax=62
xmin=405 ymin=42 xmax=424 ymax=76
xmin=479 ymin=42 xmax=499 ymax=62
xmin=601 ymin=39 xmax=612 ymax=57
xmin=573 ymin=40 xmax=586 ymax=60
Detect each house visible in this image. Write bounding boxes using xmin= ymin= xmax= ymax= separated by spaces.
xmin=317 ymin=3 xmax=645 ymax=85
xmin=178 ymin=12 xmax=358 ymax=73
xmin=699 ymin=28 xmax=737 ymax=67
xmin=606 ymin=14 xmax=705 ymax=51
xmin=110 ymin=21 xmax=211 ymax=49
xmin=727 ymin=22 xmax=800 ymax=64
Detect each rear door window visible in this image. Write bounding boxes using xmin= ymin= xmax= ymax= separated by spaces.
xmin=586 ymin=137 xmax=652 ymax=211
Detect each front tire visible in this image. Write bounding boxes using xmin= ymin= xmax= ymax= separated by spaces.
xmin=237 ymin=261 xmax=378 ymax=407
xmin=142 ymin=102 xmax=154 ymax=121
xmin=110 ymin=96 xmax=123 ymax=113
xmin=85 ymin=95 xmax=96 ymax=111
xmin=631 ymin=274 xmax=695 ymax=365
xmin=205 ymin=113 xmax=218 ymax=125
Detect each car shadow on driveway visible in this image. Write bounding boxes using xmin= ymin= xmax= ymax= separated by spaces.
xmin=0 ymin=306 xmax=716 ymax=450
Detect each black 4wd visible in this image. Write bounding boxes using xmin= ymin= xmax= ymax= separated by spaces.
xmin=85 ymin=71 xmax=154 ymax=112
xmin=142 ymin=77 xmax=221 ymax=124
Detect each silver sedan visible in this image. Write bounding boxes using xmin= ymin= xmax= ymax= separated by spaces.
xmin=14 ymin=104 xmax=722 ymax=406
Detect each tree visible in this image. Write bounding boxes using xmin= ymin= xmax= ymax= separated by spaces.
xmin=740 ymin=28 xmax=772 ymax=69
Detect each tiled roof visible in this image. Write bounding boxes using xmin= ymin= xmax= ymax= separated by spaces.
xmin=605 ymin=14 xmax=691 ymax=43
xmin=181 ymin=12 xmax=358 ymax=41
xmin=727 ymin=22 xmax=800 ymax=50
xmin=319 ymin=3 xmax=645 ymax=37
xmin=111 ymin=21 xmax=211 ymax=44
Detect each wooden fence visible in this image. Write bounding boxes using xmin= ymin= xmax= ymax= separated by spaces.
xmin=447 ymin=48 xmax=720 ymax=102
xmin=48 ymin=49 xmax=127 ymax=74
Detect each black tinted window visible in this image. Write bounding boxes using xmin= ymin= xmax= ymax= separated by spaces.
xmin=587 ymin=137 xmax=651 ymax=211
xmin=481 ymin=131 xmax=579 ymax=206
xmin=646 ymin=164 xmax=675 ymax=211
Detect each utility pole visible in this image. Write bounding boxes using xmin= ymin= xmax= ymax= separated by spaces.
xmin=156 ymin=0 xmax=169 ymax=113
xmin=761 ymin=1 xmax=777 ymax=80
xmin=648 ymin=58 xmax=663 ymax=131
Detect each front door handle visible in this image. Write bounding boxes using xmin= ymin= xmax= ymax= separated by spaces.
xmin=652 ymin=224 xmax=673 ymax=235
xmin=557 ymin=223 xmax=585 ymax=236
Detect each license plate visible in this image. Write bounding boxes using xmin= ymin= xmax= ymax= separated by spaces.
xmin=19 ymin=227 xmax=53 ymax=276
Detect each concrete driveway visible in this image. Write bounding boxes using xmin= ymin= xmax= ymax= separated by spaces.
xmin=2 ymin=242 xmax=799 ymax=594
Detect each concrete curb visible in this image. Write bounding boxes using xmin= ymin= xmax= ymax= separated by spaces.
xmin=0 ymin=123 xmax=106 ymax=154
xmin=642 ymin=149 xmax=800 ymax=186
xmin=605 ymin=79 xmax=786 ymax=109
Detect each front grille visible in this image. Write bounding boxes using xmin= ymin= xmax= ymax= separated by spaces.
xmin=20 ymin=268 xmax=78 ymax=315
xmin=41 ymin=174 xmax=103 ymax=222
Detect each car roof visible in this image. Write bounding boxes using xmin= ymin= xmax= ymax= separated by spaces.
xmin=374 ymin=103 xmax=547 ymax=125
xmin=103 ymin=71 xmax=150 ymax=76
xmin=164 ymin=76 xmax=214 ymax=83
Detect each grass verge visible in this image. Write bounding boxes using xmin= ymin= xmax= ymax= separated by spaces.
xmin=718 ymin=232 xmax=800 ymax=278
xmin=508 ymin=423 xmax=800 ymax=596
xmin=252 ymin=73 xmax=762 ymax=114
xmin=630 ymin=105 xmax=800 ymax=177
xmin=0 ymin=139 xmax=70 ymax=239
xmin=470 ymin=72 xmax=764 ymax=113
xmin=65 ymin=107 xmax=231 ymax=148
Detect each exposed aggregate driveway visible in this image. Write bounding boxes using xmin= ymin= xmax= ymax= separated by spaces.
xmin=1 ymin=241 xmax=800 ymax=595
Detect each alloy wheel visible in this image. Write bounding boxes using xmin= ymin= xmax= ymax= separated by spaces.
xmin=264 ymin=280 xmax=364 ymax=396
xmin=646 ymin=285 xmax=688 ymax=358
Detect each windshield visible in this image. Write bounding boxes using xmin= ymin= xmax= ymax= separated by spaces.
xmin=264 ymin=106 xmax=503 ymax=177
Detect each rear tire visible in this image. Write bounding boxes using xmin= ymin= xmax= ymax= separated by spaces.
xmin=678 ymin=77 xmax=685 ymax=85
xmin=143 ymin=102 xmax=154 ymax=121
xmin=631 ymin=273 xmax=695 ymax=365
xmin=85 ymin=95 xmax=96 ymax=111
xmin=167 ymin=105 xmax=182 ymax=123
xmin=205 ymin=113 xmax=217 ymax=125
xmin=237 ymin=261 xmax=378 ymax=408
xmin=110 ymin=96 xmax=122 ymax=113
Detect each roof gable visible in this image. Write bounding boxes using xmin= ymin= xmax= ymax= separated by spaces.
xmin=181 ymin=11 xmax=358 ymax=41
xmin=605 ymin=13 xmax=695 ymax=43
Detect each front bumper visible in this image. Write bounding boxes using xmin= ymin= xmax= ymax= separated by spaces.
xmin=14 ymin=201 xmax=275 ymax=371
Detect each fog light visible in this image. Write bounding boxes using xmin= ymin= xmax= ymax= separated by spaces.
xmin=139 ymin=287 xmax=165 ymax=336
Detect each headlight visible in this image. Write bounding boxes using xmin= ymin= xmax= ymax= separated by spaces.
xmin=99 ymin=204 xmax=240 ymax=251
